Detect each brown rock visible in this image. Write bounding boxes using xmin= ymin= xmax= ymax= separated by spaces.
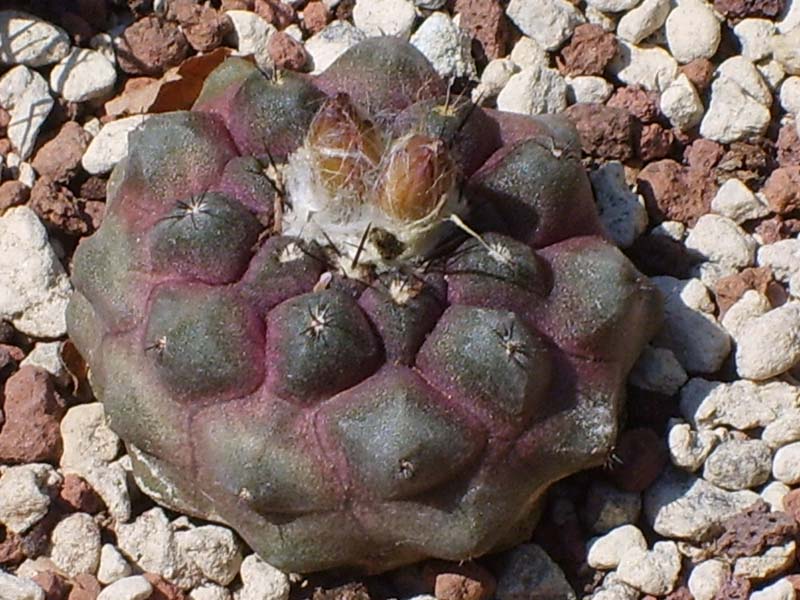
xmin=115 ymin=16 xmax=191 ymax=77
xmin=637 ymin=123 xmax=675 ymax=161
xmin=32 ymin=122 xmax=91 ymax=183
xmin=57 ymin=474 xmax=105 ymax=514
xmin=0 ymin=366 xmax=66 ymax=464
xmin=31 ymin=570 xmax=70 ymax=600
xmin=713 ymin=576 xmax=750 ymax=600
xmin=684 ymin=138 xmax=724 ymax=171
xmin=128 ymin=0 xmax=154 ymax=16
xmin=714 ymin=267 xmax=782 ymax=316
xmin=638 ymin=159 xmax=718 ymax=225
xmin=268 ymin=31 xmax=308 ymax=71
xmin=781 ymin=488 xmax=800 ymax=523
xmin=0 ymin=526 xmax=25 ymax=567
xmin=608 ymin=85 xmax=661 ymax=124
xmin=143 ymin=573 xmax=187 ymax=600
xmin=454 ymin=0 xmax=510 ymax=61
xmin=221 ymin=0 xmax=252 ymax=10
xmin=564 ymin=103 xmax=635 ymax=161
xmin=714 ymin=0 xmax=787 ymax=18
xmin=0 ymin=106 xmax=10 ymax=134
xmin=712 ymin=500 xmax=798 ymax=559
xmin=787 ymin=574 xmax=800 ymax=591
xmin=665 ymin=588 xmax=693 ymax=600
xmin=29 ymin=178 xmax=97 ymax=237
xmin=0 ymin=180 xmax=30 ymax=215
xmin=79 ymin=176 xmax=108 ymax=201
xmin=680 ymin=58 xmax=715 ymax=93
xmin=254 ymin=0 xmax=297 ymax=28
xmin=0 ymin=344 xmax=24 ymax=381
xmin=302 ymin=1 xmax=331 ymax=35
xmin=777 ymin=121 xmax=800 ymax=167
xmin=167 ymin=0 xmax=230 ymax=52
xmin=717 ymin=139 xmax=774 ymax=185
xmin=607 ymin=428 xmax=668 ymax=492
xmin=68 ymin=574 xmax=101 ymax=600
xmin=557 ymin=24 xmax=617 ymax=77
xmin=431 ymin=564 xmax=496 ymax=600
xmin=762 ymin=166 xmax=800 ymax=214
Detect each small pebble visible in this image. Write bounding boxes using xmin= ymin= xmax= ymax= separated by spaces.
xmin=566 ymin=75 xmax=614 ymax=104
xmin=0 ymin=464 xmax=60 ymax=534
xmin=772 ymin=27 xmax=800 ymax=75
xmin=659 ymin=73 xmax=704 ymax=130
xmin=665 ymin=0 xmax=721 ymax=63
xmin=81 ymin=115 xmax=151 ymax=175
xmin=49 ymin=513 xmax=102 ymax=577
xmin=496 ymin=64 xmax=567 ymax=115
xmin=617 ymin=0 xmax=670 ymax=45
xmin=175 ymin=524 xmax=243 ymax=586
xmin=352 ymin=0 xmax=416 ymax=38
xmin=780 ymin=76 xmax=800 ymax=115
xmin=0 ymin=571 xmax=45 ymax=600
xmin=305 ymin=20 xmax=366 ymax=74
xmin=493 ymin=544 xmax=576 ymax=600
xmin=616 ymin=541 xmax=681 ymax=596
xmin=237 ymin=555 xmax=291 ymax=600
xmin=582 ymin=481 xmax=642 ymax=534
xmin=410 ymin=12 xmax=476 ymax=81
xmin=688 ymin=559 xmax=729 ymax=600
xmin=0 ymin=66 xmax=54 ymax=161
xmin=589 ymin=161 xmax=647 ymax=248
xmin=734 ymin=18 xmax=776 ymax=61
xmin=0 ymin=10 xmax=70 ymax=67
xmin=751 ymin=578 xmax=797 ymax=600
xmin=667 ymin=419 xmax=719 ymax=472
xmin=702 ymin=438 xmax=773 ymax=491
xmin=700 ymin=76 xmax=771 ymax=143
xmin=761 ymin=481 xmax=791 ymax=512
xmin=717 ymin=56 xmax=772 ymax=105
xmin=97 ymin=544 xmax=132 ymax=585
xmin=49 ymin=48 xmax=117 ymax=103
xmin=473 ymin=58 xmax=517 ymax=102
xmin=734 ymin=540 xmax=797 ymax=580
xmin=505 ymin=0 xmax=584 ymax=51
xmin=610 ymin=41 xmax=678 ymax=92
xmin=96 ymin=575 xmax=153 ymax=600
xmin=585 ymin=0 xmax=639 ymax=11
xmin=735 ymin=303 xmax=800 ymax=380
xmin=587 ymin=525 xmax=647 ymax=570
xmin=773 ymin=441 xmax=800 ymax=484
xmin=226 ymin=10 xmax=276 ymax=71
xmin=509 ymin=36 xmax=547 ymax=70
xmin=60 ymin=403 xmax=120 ymax=471
xmin=711 ymin=178 xmax=770 ymax=224
xmin=763 ymin=413 xmax=800 ymax=449
xmin=758 ymin=239 xmax=800 ymax=282
xmin=190 ymin=583 xmax=233 ymax=600
xmin=629 ymin=345 xmax=687 ymax=396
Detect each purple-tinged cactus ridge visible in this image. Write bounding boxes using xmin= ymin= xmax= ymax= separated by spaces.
xmin=66 ymin=37 xmax=663 ymax=574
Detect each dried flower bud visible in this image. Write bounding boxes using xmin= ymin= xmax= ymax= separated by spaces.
xmin=306 ymin=93 xmax=383 ymax=197
xmin=376 ymin=134 xmax=456 ymax=221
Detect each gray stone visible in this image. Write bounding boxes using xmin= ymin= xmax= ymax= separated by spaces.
xmin=702 ymin=438 xmax=772 ymax=491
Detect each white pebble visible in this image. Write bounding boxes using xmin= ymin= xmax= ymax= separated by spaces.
xmin=0 ymin=571 xmax=45 ymax=600
xmin=717 ymin=56 xmax=773 ymax=105
xmin=506 ymin=0 xmax=585 ymax=51
xmin=589 ymin=161 xmax=648 ymax=248
xmin=237 ymin=555 xmax=290 ymax=600
xmin=758 ymin=239 xmax=800 ymax=282
xmin=587 ymin=525 xmax=647 ymax=570
xmin=734 ymin=18 xmax=776 ymax=62
xmin=735 ymin=541 xmax=797 ymax=580
xmin=610 ymin=40 xmax=678 ymax=92
xmin=175 ymin=524 xmax=243 ymax=586
xmin=410 ymin=12 xmax=476 ymax=81
xmin=617 ymin=0 xmax=670 ymax=45
xmin=688 ymin=559 xmax=729 ymax=600
xmin=773 ymin=441 xmax=800 ymax=484
xmin=97 ymin=576 xmax=153 ymax=600
xmin=305 ymin=20 xmax=366 ymax=74
xmin=665 ymin=0 xmax=721 ymax=63
xmin=722 ymin=290 xmax=769 ymax=341
xmin=50 ymin=48 xmax=117 ymax=103
xmin=81 ymin=115 xmax=151 ymax=175
xmin=762 ymin=413 xmax=800 ymax=449
xmin=711 ymin=178 xmax=769 ymax=224
xmin=616 ymin=541 xmax=681 ymax=596
xmin=651 ymin=277 xmax=731 ymax=374
xmin=660 ymin=73 xmax=704 ymax=130
xmin=700 ymin=76 xmax=771 ymax=143
xmin=473 ymin=58 xmax=517 ymax=102
xmin=759 ymin=60 xmax=787 ymax=90
xmin=0 ymin=65 xmax=54 ymax=161
xmin=497 ymin=64 xmax=567 ymax=115
xmin=586 ymin=0 xmax=640 ymax=11
xmin=50 ymin=513 xmax=102 ymax=577
xmin=685 ymin=214 xmax=756 ymax=269
xmin=509 ymin=36 xmax=548 ymax=70
xmin=225 ymin=10 xmax=276 ymax=71
xmin=772 ymin=27 xmax=800 ymax=75
xmin=97 ymin=544 xmax=132 ymax=585
xmin=780 ymin=76 xmax=800 ymax=114
xmin=761 ymin=481 xmax=791 ymax=512
xmin=0 ymin=10 xmax=70 ymax=67
xmin=353 ymin=0 xmax=416 ymax=38
xmin=190 ymin=583 xmax=233 ymax=600
xmin=60 ymin=403 xmax=121 ymax=470
xmin=0 ymin=464 xmax=60 ymax=534
xmin=736 ymin=303 xmax=800 ymax=380
xmin=585 ymin=6 xmax=618 ymax=32
xmin=566 ymin=75 xmax=614 ymax=104
xmin=702 ymin=438 xmax=772 ymax=491
xmin=667 ymin=420 xmax=719 ymax=472
xmin=751 ymin=578 xmax=797 ymax=600
xmin=20 ymin=342 xmax=66 ymax=379
xmin=0 ymin=207 xmax=72 ymax=338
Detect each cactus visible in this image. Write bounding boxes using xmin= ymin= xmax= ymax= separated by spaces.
xmin=67 ymin=38 xmax=662 ymax=573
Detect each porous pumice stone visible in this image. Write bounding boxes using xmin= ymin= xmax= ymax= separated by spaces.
xmin=67 ymin=37 xmax=663 ymax=574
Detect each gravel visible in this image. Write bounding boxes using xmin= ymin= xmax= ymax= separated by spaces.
xmin=3 ymin=0 xmax=800 ymax=597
